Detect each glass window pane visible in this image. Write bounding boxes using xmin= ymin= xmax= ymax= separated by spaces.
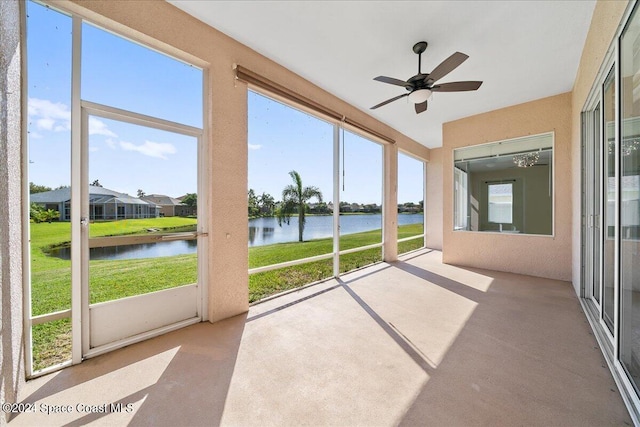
xmin=620 ymin=3 xmax=640 ymax=392
xmin=81 ymin=23 xmax=202 ymax=127
xmin=488 ymin=183 xmax=513 ymax=224
xmin=339 ymin=130 xmax=383 ymax=249
xmin=27 ymin=0 xmax=73 ymax=370
xmin=453 ymin=134 xmax=552 ymax=234
xmin=454 ymin=167 xmax=469 ymax=230
xmin=87 ymin=117 xmax=198 ymax=304
xmin=398 ymin=152 xmax=424 ymax=254
xmin=603 ymin=68 xmax=616 ymax=333
xmin=247 ymin=91 xmax=333 ymax=299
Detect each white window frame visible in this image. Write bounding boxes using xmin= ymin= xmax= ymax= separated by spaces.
xmin=246 ymin=88 xmax=389 ymax=283
xmin=487 ymin=182 xmax=513 ymax=225
xmin=22 ymin=1 xmax=208 ymax=377
xmin=452 ymin=131 xmax=555 ymax=237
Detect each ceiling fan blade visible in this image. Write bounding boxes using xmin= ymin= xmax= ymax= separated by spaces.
xmin=370 ymin=93 xmax=409 ymax=110
xmin=374 ymin=76 xmax=411 ymax=88
xmin=415 ymin=100 xmax=428 ymax=114
xmin=427 ymin=52 xmax=469 ymax=83
xmin=432 ymin=81 xmax=483 ymax=92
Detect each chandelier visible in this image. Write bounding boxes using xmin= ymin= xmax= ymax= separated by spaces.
xmin=512 ymin=151 xmax=540 ymax=168
xmin=608 ymin=139 xmax=640 ymax=156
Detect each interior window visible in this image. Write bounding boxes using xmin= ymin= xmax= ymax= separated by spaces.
xmin=488 ymin=183 xmax=513 ymax=224
xmin=453 ymin=133 xmax=553 ymax=235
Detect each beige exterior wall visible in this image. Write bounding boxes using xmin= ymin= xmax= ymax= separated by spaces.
xmin=54 ymin=0 xmax=428 ymax=322
xmin=571 ymin=0 xmax=629 ymax=294
xmin=442 ymin=92 xmax=572 ymax=281
xmin=426 ymin=148 xmax=443 ymax=250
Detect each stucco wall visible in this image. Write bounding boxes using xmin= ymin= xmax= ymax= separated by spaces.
xmin=1 ymin=0 xmax=24 ymax=424
xmin=426 ymin=148 xmax=443 ymax=250
xmin=442 ymin=92 xmax=572 ymax=281
xmin=53 ymin=0 xmax=429 ymax=321
xmin=571 ymin=0 xmax=629 ymax=295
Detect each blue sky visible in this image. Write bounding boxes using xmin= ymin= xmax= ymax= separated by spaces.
xmin=28 ymin=0 xmax=424 ymax=204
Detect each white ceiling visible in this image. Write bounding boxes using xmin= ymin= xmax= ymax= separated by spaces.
xmin=169 ymin=1 xmax=596 ymax=149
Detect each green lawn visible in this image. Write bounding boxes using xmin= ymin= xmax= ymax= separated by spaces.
xmin=248 ymin=223 xmax=424 ymax=301
xmin=29 ymin=218 xmax=424 ymax=370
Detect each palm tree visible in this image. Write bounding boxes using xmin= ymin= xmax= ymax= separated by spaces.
xmin=277 ymin=170 xmax=323 ymax=242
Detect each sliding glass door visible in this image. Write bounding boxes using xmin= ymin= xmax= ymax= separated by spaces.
xmin=581 ymin=0 xmax=640 ymax=412
xmin=620 ymin=3 xmax=640 ymax=392
xmin=602 ymin=68 xmax=617 ymax=334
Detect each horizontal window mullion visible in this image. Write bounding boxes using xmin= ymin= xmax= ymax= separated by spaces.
xmin=398 ymin=234 xmax=425 ymax=243
xmin=249 ymin=252 xmax=334 ymax=275
xmin=338 ymin=242 xmax=383 ymax=256
xmin=31 ymin=309 xmax=72 ymax=326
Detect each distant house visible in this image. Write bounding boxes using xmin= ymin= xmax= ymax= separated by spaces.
xmin=31 ymin=186 xmax=159 ymax=221
xmin=141 ymin=194 xmax=196 ymax=217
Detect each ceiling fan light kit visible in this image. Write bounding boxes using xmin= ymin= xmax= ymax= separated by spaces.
xmin=371 ymin=41 xmax=482 ymax=114
xmin=408 ymin=88 xmax=431 ymax=104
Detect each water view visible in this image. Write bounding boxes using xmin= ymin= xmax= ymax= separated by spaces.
xmin=50 ymin=239 xmax=198 ymax=261
xmin=248 ymin=213 xmax=424 ymax=246
xmin=48 ymin=213 xmax=424 ymax=260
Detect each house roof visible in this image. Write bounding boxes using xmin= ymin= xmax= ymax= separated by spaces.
xmin=141 ymin=194 xmax=185 ymax=206
xmin=31 ymin=186 xmax=154 ymax=206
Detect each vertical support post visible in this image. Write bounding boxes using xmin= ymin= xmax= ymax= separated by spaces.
xmin=383 ymin=143 xmax=398 ymax=262
xmin=1 ymin=0 xmax=26 ymax=410
xmin=423 ymin=161 xmax=428 ymax=249
xmin=19 ymin=0 xmax=33 ymax=380
xmin=70 ymin=16 xmax=83 ymax=364
xmin=333 ymin=124 xmax=340 ymax=277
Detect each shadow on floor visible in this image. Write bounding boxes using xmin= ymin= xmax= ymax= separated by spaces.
xmin=14 ymin=314 xmax=246 ymax=426
xmin=11 ymin=250 xmax=634 ymax=426
xmin=387 ymin=257 xmax=631 ymax=426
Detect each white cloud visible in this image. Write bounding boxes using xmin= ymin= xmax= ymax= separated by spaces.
xmin=28 ymin=98 xmax=117 ymax=138
xmin=28 ymin=131 xmax=43 ymax=139
xmin=119 ymin=140 xmax=177 ymax=160
xmin=89 ymin=117 xmax=117 ymax=137
xmin=248 ymin=143 xmax=262 ymax=151
xmin=89 ymin=146 xmax=100 ymax=152
xmin=105 ymin=138 xmax=118 ymax=149
xmin=36 ymin=118 xmax=55 ymax=131
xmin=28 ymin=98 xmax=70 ymax=132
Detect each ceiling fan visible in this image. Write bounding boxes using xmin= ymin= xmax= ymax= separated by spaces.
xmin=371 ymin=41 xmax=482 ymax=114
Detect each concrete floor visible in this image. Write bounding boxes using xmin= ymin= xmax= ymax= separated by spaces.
xmin=8 ymin=249 xmax=632 ymax=426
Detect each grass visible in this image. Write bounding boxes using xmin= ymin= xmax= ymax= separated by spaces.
xmin=30 ymin=217 xmax=198 ymax=370
xmin=248 ymin=223 xmax=424 ymax=302
xmin=29 ymin=218 xmax=424 ymax=370
xmin=30 ymin=217 xmax=198 ymax=315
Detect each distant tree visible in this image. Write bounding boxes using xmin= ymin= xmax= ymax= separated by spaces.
xmin=258 ymin=192 xmax=275 ymax=216
xmin=182 ymin=193 xmax=197 ymax=207
xmin=248 ymin=189 xmax=260 ymax=217
xmin=309 ymin=202 xmax=330 ymax=215
xmin=29 ymin=182 xmax=51 ymax=194
xmin=91 ymin=179 xmax=103 ymax=187
xmin=277 ymin=170 xmax=323 ymax=242
xmin=55 ymin=185 xmax=70 ymax=190
xmin=137 ymin=189 xmax=146 ymax=198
